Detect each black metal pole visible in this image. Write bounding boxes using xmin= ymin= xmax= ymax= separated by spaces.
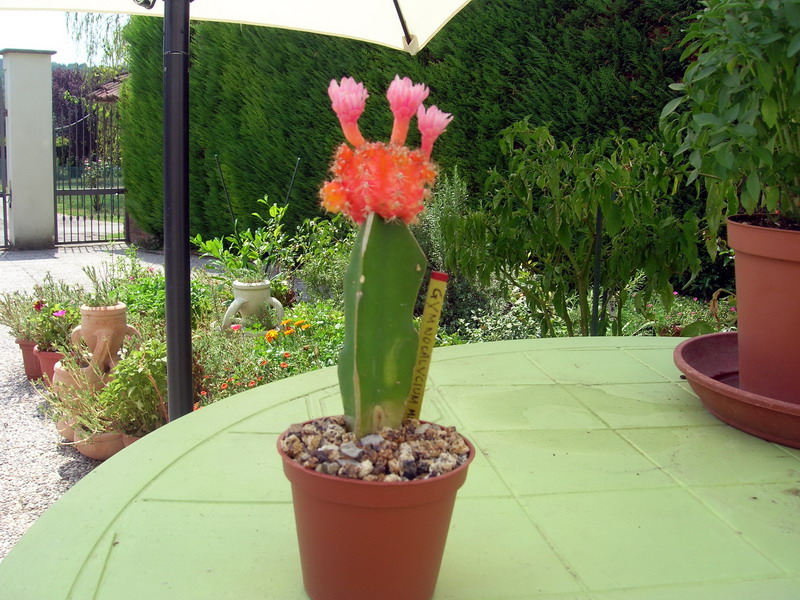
xmin=164 ymin=0 xmax=193 ymax=420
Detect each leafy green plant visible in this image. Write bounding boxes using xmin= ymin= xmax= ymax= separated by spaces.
xmin=102 ymin=339 xmax=168 ymax=436
xmin=442 ymin=122 xmax=701 ymax=336
xmin=661 ymin=0 xmax=800 ymax=249
xmin=0 ymin=290 xmax=39 ymax=340
xmin=29 ymin=302 xmax=80 ymax=352
xmin=191 ymin=198 xmax=290 ymax=283
xmin=291 ymin=215 xmax=356 ymax=303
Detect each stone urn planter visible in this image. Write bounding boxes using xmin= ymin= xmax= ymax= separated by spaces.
xmin=221 ymin=280 xmax=284 ymax=332
xmin=71 ymin=303 xmax=140 ymax=373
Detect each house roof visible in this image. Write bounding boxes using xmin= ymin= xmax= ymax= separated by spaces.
xmin=89 ymin=73 xmax=129 ymax=103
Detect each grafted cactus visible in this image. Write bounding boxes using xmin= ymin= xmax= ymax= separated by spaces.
xmin=321 ymin=75 xmax=453 ymax=436
xmin=338 ymin=214 xmax=427 ymax=437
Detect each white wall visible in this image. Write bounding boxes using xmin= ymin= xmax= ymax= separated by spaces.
xmin=1 ymin=49 xmax=55 ymax=249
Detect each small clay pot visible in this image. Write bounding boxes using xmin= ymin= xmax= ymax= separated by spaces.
xmin=33 ymin=346 xmax=65 ymax=386
xmin=16 ymin=339 xmax=42 ymax=380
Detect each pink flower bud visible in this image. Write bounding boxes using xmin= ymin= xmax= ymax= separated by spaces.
xmin=328 ymin=77 xmax=368 ymax=146
xmin=387 ymin=75 xmax=429 ymax=145
xmin=416 ymin=105 xmax=453 ymax=159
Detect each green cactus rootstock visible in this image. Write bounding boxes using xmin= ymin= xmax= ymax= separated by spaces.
xmin=339 ymin=213 xmax=427 ymax=437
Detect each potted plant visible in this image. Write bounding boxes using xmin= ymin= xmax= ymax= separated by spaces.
xmin=47 ymin=339 xmax=168 ymax=457
xmin=74 ymin=265 xmax=140 ymax=375
xmin=191 ymin=199 xmax=288 ymax=332
xmin=277 ymin=76 xmax=473 ymax=600
xmin=0 ymin=290 xmax=43 ymax=379
xmin=664 ymin=1 xmax=800 ymax=438
xmin=102 ymin=338 xmax=168 ymax=445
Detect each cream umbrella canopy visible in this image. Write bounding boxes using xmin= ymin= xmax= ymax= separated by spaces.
xmin=0 ymin=0 xmax=470 ymax=419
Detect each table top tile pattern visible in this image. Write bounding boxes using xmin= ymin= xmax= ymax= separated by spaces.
xmin=1 ymin=337 xmax=798 ymax=599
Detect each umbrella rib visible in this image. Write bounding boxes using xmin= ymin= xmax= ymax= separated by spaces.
xmin=392 ymin=0 xmax=413 ymax=45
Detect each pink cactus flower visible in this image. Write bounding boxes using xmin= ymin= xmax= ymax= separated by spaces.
xmin=387 ymin=75 xmax=429 ymax=145
xmin=321 ymin=76 xmax=449 ymax=225
xmin=230 ymin=323 xmax=242 ymax=331
xmin=52 ymin=310 xmax=66 ymax=317
xmin=416 ymin=105 xmax=453 ymax=159
xmin=328 ymin=77 xmax=368 ymax=147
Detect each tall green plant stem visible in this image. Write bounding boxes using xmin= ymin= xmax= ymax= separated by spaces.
xmin=338 ymin=214 xmax=427 ymax=437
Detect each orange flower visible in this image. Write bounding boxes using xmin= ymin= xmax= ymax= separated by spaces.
xmin=301 ymin=323 xmax=311 ymax=330
xmin=280 ymin=362 xmax=289 ymax=369
xmin=283 ymin=352 xmax=291 ymax=358
xmin=259 ymin=359 xmax=268 ymax=366
xmin=248 ymin=380 xmax=256 ymax=388
xmin=284 ymin=327 xmax=295 ymax=335
xmin=257 ymin=376 xmax=264 ymax=381
xmin=220 ymin=383 xmax=228 ymax=390
xmin=294 ymin=319 xmax=306 ymax=326
xmin=265 ymin=329 xmax=279 ymax=343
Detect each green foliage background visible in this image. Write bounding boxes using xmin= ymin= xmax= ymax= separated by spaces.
xmin=119 ymin=0 xmax=699 ymax=237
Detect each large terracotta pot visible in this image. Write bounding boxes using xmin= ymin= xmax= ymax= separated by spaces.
xmin=277 ymin=426 xmax=474 ymax=600
xmin=727 ymin=216 xmax=800 ymax=403
xmin=73 ymin=431 xmax=125 ymax=461
xmin=221 ymin=280 xmax=284 ymax=332
xmin=71 ymin=303 xmax=140 ymax=373
xmin=33 ymin=346 xmax=65 ymax=385
xmin=15 ymin=339 xmax=42 ymax=380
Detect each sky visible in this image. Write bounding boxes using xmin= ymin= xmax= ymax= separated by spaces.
xmin=0 ymin=11 xmax=91 ymax=65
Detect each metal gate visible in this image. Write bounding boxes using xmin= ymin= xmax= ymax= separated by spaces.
xmin=0 ymin=77 xmax=9 ymax=249
xmin=54 ymin=85 xmax=126 ymax=245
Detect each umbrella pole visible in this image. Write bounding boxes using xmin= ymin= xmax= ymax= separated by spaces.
xmin=163 ymin=0 xmax=193 ymax=420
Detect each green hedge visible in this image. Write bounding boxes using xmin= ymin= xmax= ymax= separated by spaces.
xmin=120 ymin=0 xmax=698 ymax=238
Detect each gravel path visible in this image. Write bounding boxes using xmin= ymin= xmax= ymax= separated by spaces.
xmin=0 ymin=244 xmax=198 ymax=562
xmin=0 ymin=329 xmax=98 ymax=561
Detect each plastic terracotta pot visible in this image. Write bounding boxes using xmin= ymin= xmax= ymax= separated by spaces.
xmin=727 ymin=216 xmax=800 ymax=404
xmin=278 ymin=424 xmax=474 ymax=600
xmin=15 ymin=339 xmax=42 ymax=380
xmin=33 ymin=346 xmax=65 ymax=386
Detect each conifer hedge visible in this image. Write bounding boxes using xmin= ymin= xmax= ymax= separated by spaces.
xmin=120 ymin=0 xmax=699 ymax=237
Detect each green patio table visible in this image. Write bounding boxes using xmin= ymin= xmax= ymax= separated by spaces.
xmin=1 ymin=337 xmax=799 ymax=599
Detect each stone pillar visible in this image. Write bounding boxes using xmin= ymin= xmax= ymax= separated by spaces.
xmin=1 ymin=49 xmax=56 ymax=249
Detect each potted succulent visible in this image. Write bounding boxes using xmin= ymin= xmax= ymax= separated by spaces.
xmin=0 ymin=290 xmax=43 ymax=379
xmin=191 ymin=199 xmax=288 ymax=332
xmin=277 ymin=76 xmax=473 ymax=600
xmin=664 ymin=1 xmax=800 ymax=440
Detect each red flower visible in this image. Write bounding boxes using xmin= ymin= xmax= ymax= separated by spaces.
xmin=248 ymin=380 xmax=256 ymax=387
xmin=283 ymin=352 xmax=291 ymax=359
xmin=280 ymin=362 xmax=289 ymax=369
xmin=259 ymin=359 xmax=268 ymax=366
xmin=200 ymin=390 xmax=208 ymax=396
xmin=33 ymin=300 xmax=45 ymax=312
xmin=220 ymin=383 xmax=228 ymax=390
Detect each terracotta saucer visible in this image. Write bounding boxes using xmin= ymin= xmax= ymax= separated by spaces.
xmin=674 ymin=332 xmax=800 ymax=449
